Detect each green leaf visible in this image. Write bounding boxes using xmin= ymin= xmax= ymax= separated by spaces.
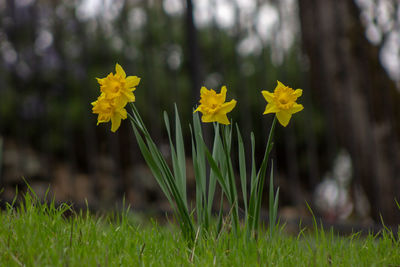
xmin=130 ymin=119 xmax=172 ymax=203
xmin=221 ymin=124 xmax=239 ymax=233
xmin=250 ymin=133 xmax=257 ymax=193
xmin=269 ymin=162 xmax=274 ymax=228
xmin=192 ymin=112 xmax=209 ymax=228
xmin=201 ymin=136 xmax=230 ymax=200
xmin=236 ymin=124 xmax=248 ymax=217
xmin=130 ymin=104 xmax=194 ymax=242
xmin=174 ymin=104 xmax=187 ymax=201
xmin=193 ymin=112 xmax=207 ymax=197
xmin=268 ymin=163 xmax=279 ymax=237
xmin=273 ymin=188 xmax=279 ymax=224
xmin=254 ymin=117 xmax=277 ymax=231
xmin=190 ymin=125 xmax=205 ymax=229
xmin=164 ymin=110 xmax=187 ymax=206
xmin=207 ymin=123 xmax=221 ymax=216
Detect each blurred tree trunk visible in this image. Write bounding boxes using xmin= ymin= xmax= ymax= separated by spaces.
xmin=298 ymin=0 xmax=400 ymax=224
xmin=185 ymin=0 xmax=202 ymax=103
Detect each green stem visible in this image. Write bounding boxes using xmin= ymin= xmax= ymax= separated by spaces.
xmin=253 ymin=116 xmax=277 ymax=233
xmin=220 ymin=124 xmax=239 ymax=235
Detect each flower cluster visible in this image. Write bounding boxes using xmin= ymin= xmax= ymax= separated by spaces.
xmin=92 ymin=64 xmax=140 ymax=132
xmin=92 ymin=64 xmax=302 ymax=131
xmin=194 ymin=81 xmax=303 ymax=127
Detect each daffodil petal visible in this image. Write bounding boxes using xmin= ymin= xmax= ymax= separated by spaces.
xmin=276 ymin=80 xmax=286 ymax=89
xmin=288 ymin=103 xmax=303 ymax=114
xmin=96 ymin=78 xmax=104 ymax=85
xmin=122 ymin=90 xmax=136 ymax=102
xmin=219 ymin=99 xmax=237 ymax=114
xmin=111 ymin=113 xmax=122 ymax=132
xmin=220 ymin=86 xmax=227 ymax=102
xmin=294 ymin=89 xmax=302 ymax=97
xmin=117 ymin=107 xmax=127 ymax=119
xmin=276 ymin=111 xmax=292 ymax=127
xmin=200 ymin=86 xmax=209 ymax=96
xmin=97 ymin=116 xmax=109 ymax=124
xmin=262 ymin=91 xmax=274 ymax=102
xmin=215 ymin=113 xmax=230 ymax=125
xmin=263 ymin=103 xmax=280 ymax=114
xmin=126 ymin=76 xmax=140 ymax=87
xmin=193 ymin=106 xmax=202 ymax=113
xmin=114 ymin=96 xmax=128 ymax=108
xmin=115 ymin=63 xmax=126 ymax=78
xmin=201 ymin=114 xmax=214 ymax=123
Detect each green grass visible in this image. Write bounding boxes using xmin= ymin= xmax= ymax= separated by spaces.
xmin=1 ymin=192 xmax=399 ymax=266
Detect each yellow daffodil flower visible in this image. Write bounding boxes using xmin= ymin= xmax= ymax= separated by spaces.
xmin=91 ymin=94 xmax=128 ymax=132
xmin=262 ymin=81 xmax=303 ymax=127
xmin=92 ymin=63 xmax=139 ymax=132
xmin=194 ymin=86 xmax=237 ymax=125
xmin=96 ymin=63 xmax=140 ymax=108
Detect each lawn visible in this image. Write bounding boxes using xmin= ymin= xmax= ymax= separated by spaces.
xmin=1 ymin=192 xmax=399 ymax=266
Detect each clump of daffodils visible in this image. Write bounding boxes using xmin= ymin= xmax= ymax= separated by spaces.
xmin=92 ymin=63 xmax=140 ymax=132
xmin=92 ymin=63 xmax=304 ymax=243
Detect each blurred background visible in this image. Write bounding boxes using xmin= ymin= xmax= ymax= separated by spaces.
xmin=0 ymin=0 xmax=399 ymax=228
